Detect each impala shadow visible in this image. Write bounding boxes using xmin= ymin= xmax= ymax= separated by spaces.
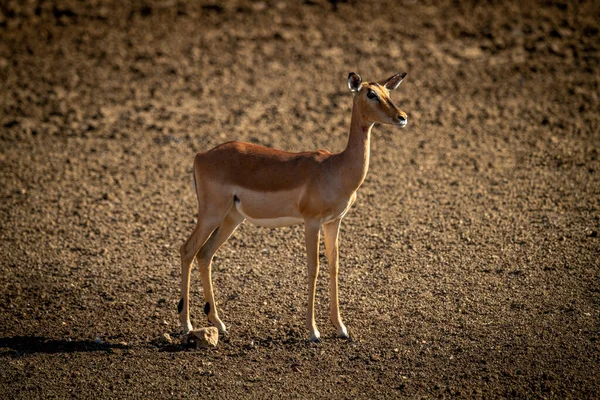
xmin=0 ymin=336 xmax=130 ymax=356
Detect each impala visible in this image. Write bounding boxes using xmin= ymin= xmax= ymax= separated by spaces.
xmin=178 ymin=72 xmax=408 ymax=341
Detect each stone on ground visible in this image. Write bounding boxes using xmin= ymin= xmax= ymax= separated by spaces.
xmin=181 ymin=327 xmax=219 ymax=349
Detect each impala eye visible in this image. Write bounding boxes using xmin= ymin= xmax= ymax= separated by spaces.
xmin=366 ymin=90 xmax=379 ymax=101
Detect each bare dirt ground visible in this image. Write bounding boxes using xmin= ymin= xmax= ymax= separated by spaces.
xmin=1 ymin=0 xmax=599 ymax=398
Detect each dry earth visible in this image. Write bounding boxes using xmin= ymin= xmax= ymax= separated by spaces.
xmin=1 ymin=0 xmax=599 ymax=398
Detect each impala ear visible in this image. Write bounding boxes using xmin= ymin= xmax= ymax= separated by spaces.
xmin=348 ymin=72 xmax=362 ymax=92
xmin=379 ymin=72 xmax=407 ymax=91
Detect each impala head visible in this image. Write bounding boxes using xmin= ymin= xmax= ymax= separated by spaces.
xmin=348 ymin=72 xmax=408 ymax=128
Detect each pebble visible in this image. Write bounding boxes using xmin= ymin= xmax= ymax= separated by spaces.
xmin=252 ymin=1 xmax=266 ymax=11
xmin=156 ymin=333 xmax=172 ymax=345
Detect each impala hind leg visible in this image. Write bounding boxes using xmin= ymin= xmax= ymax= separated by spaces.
xmin=196 ymin=208 xmax=244 ymax=334
xmin=179 ymin=204 xmax=230 ymax=334
xmin=323 ymin=218 xmax=349 ymax=338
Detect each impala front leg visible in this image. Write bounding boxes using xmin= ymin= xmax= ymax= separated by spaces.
xmin=323 ymin=218 xmax=349 ymax=338
xmin=304 ymin=220 xmax=321 ymax=342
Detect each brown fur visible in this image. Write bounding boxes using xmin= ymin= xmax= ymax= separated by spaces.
xmin=195 ymin=142 xmax=332 ymax=192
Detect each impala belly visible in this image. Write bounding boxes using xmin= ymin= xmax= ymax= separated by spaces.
xmin=241 ymin=214 xmax=304 ymax=228
xmin=234 ymin=187 xmax=304 ymax=228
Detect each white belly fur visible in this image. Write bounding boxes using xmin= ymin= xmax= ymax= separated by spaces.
xmin=234 ymin=188 xmax=304 ymax=228
xmin=232 ymin=188 xmax=354 ymax=228
xmin=242 ymin=213 xmax=304 ymax=228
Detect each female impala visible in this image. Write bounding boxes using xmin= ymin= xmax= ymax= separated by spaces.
xmin=178 ymin=72 xmax=408 ymax=341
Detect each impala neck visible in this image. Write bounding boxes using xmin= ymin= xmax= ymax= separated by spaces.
xmin=339 ymin=99 xmax=374 ymax=192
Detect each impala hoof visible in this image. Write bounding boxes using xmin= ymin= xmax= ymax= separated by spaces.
xmin=182 ymin=322 xmax=193 ymax=335
xmin=309 ymin=330 xmax=321 ymax=342
xmin=336 ymin=325 xmax=349 ymax=339
xmin=210 ymin=319 xmax=227 ymax=335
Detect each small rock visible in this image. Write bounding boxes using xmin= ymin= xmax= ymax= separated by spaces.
xmin=156 ymin=333 xmax=172 ymax=345
xmin=461 ymin=46 xmax=484 ymax=59
xmin=181 ymin=327 xmax=219 ymax=349
xmin=94 ymin=337 xmax=103 ymax=344
xmin=252 ymin=1 xmax=266 ymax=11
xmin=549 ymin=43 xmax=561 ymax=55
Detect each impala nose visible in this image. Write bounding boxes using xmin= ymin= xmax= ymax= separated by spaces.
xmin=398 ymin=115 xmax=407 ymax=127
